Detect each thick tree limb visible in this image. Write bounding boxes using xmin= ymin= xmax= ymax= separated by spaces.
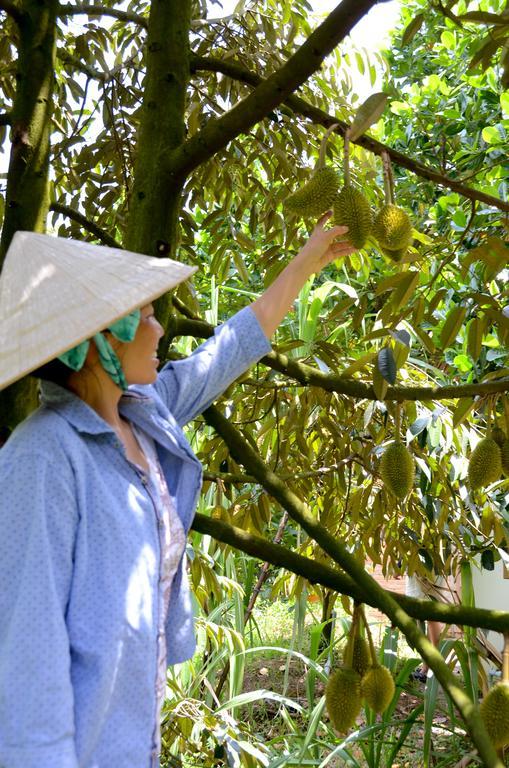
xmin=49 ymin=202 xmax=119 ymax=248
xmin=168 ymin=0 xmax=382 ymax=181
xmin=190 ymin=54 xmax=509 ymax=214
xmin=0 ymin=0 xmax=23 ymax=24
xmin=202 ymin=404 xmax=502 ymax=766
xmin=58 ymin=3 xmax=147 ymax=28
xmin=168 ymin=314 xmax=509 ymax=402
xmin=192 ymin=512 xmax=509 ymax=634
xmin=0 ymin=113 xmax=12 ymax=126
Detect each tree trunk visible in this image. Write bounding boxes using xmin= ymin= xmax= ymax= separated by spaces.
xmin=124 ymin=0 xmax=192 ymax=327
xmin=0 ymin=0 xmax=58 ymax=431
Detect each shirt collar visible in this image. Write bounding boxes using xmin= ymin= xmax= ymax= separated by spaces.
xmin=39 ymin=380 xmax=152 ymax=437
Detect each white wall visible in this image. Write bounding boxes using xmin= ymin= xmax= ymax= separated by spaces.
xmin=472 ymin=559 xmax=509 ymax=655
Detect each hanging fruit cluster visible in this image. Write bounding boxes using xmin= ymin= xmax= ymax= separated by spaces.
xmin=325 ymin=604 xmax=395 ymax=733
xmin=285 ymin=114 xmax=413 ymax=261
xmin=468 ymin=423 xmax=509 ymax=490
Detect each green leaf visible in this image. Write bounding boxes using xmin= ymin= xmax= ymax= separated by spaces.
xmin=481 ymin=549 xmax=495 ymax=571
xmin=372 ymin=364 xmax=388 ymax=401
xmin=440 ymin=305 xmax=467 ymax=348
xmin=452 ymin=397 xmax=476 ymax=428
xmin=441 ymin=30 xmax=455 ymax=49
xmin=482 ymin=125 xmax=502 ymax=143
xmin=463 ymin=236 xmax=509 ymax=277
xmin=391 ymin=271 xmax=419 ymax=311
xmin=349 ymin=92 xmax=389 ymax=141
xmin=402 ymin=13 xmax=424 ymax=46
xmin=409 ymin=415 xmax=430 ymax=437
xmin=378 ymin=346 xmax=397 ymax=385
xmin=467 ymin=317 xmax=484 ymax=361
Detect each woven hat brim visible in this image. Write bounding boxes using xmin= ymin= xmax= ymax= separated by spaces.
xmin=0 ymin=232 xmax=198 ymax=391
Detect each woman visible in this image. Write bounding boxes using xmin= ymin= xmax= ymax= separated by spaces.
xmin=0 ymin=215 xmax=352 ymax=767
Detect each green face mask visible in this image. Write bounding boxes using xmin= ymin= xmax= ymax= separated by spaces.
xmin=58 ymin=309 xmax=141 ymax=391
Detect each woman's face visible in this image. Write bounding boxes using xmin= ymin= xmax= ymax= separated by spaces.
xmin=112 ymin=304 xmax=164 ymax=385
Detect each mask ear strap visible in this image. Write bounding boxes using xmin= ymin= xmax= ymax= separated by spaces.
xmin=57 ymin=308 xmax=141 ymax=390
xmin=93 ymin=332 xmax=128 ymax=391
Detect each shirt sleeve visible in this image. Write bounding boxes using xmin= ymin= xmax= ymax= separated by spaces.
xmin=0 ymin=449 xmax=79 ymax=768
xmin=154 ymin=305 xmax=272 ymax=426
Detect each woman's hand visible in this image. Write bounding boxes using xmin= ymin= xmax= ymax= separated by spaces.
xmin=293 ymin=211 xmax=356 ymax=278
xmin=250 ymin=213 xmax=358 ymax=339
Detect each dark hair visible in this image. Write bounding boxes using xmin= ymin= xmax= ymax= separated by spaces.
xmin=30 ymin=358 xmax=72 ymax=388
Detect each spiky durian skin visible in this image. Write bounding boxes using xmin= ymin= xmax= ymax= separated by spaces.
xmin=285 ymin=167 xmax=339 ymax=218
xmin=480 ymin=682 xmax=509 ymax=748
xmin=333 ymin=186 xmax=372 ymax=249
xmin=361 ymin=666 xmax=395 ymax=714
xmin=372 ymin=205 xmax=412 ymax=250
xmin=380 ymin=441 xmax=415 ymax=499
xmin=468 ymin=437 xmax=502 ymax=490
xmin=325 ymin=667 xmax=362 ymax=733
xmin=348 ymin=635 xmax=371 ymax=679
xmin=491 ymin=427 xmax=506 ymax=447
xmin=381 ymin=245 xmax=407 ymax=263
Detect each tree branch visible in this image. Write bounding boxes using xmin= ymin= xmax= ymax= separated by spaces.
xmin=168 ymin=314 xmax=509 ymax=402
xmin=168 ymin=0 xmax=381 ymax=180
xmin=58 ymin=3 xmax=147 ymax=28
xmin=0 ymin=112 xmax=12 ymax=126
xmin=192 ymin=512 xmax=509 ymax=634
xmin=0 ymin=0 xmax=24 ymax=24
xmin=49 ymin=202 xmax=120 ymax=248
xmin=203 ymin=461 xmax=357 ymax=485
xmin=190 ymin=54 xmax=509 ymax=214
xmin=202 ymin=404 xmax=502 ymax=766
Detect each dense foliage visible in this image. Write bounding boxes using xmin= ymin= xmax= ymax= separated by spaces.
xmin=1 ymin=0 xmax=509 ymax=763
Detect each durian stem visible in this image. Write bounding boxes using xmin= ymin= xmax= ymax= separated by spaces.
xmin=382 ymin=150 xmax=393 ymax=205
xmin=503 ymin=633 xmax=509 ymax=682
xmin=360 ymin=604 xmax=379 ymax=668
xmin=395 ymin=403 xmax=402 ymax=440
xmin=343 ymin=128 xmax=351 ymax=186
xmin=344 ymin=603 xmax=360 ymax=668
xmin=487 ymin=398 xmax=493 ymax=436
xmin=318 ymin=122 xmax=340 ymax=170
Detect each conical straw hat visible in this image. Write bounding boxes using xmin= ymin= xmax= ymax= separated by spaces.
xmin=0 ymin=231 xmax=197 ymax=391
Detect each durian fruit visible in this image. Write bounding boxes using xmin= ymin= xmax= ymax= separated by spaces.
xmin=380 ymin=245 xmax=408 ymax=263
xmin=380 ymin=441 xmax=415 ymax=499
xmin=348 ymin=635 xmax=371 ymax=679
xmin=468 ymin=437 xmax=502 ymax=490
xmin=361 ymin=665 xmax=396 ymax=714
xmin=333 ymin=186 xmax=372 ymax=249
xmin=479 ymin=681 xmax=509 ymax=748
xmin=372 ymin=204 xmax=412 ymax=251
xmin=325 ymin=666 xmax=362 ymax=733
xmin=285 ymin=167 xmax=339 ymax=218
xmin=491 ymin=426 xmax=506 ymax=447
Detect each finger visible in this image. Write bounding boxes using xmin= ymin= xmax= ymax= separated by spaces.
xmin=316 ymin=210 xmax=333 ymax=227
xmin=331 ymin=241 xmax=356 ymax=254
xmin=331 ymin=239 xmax=353 ymax=250
xmin=328 ymin=225 xmax=349 ymax=238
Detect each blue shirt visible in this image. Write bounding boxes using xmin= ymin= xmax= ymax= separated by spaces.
xmin=0 ymin=306 xmax=271 ymax=768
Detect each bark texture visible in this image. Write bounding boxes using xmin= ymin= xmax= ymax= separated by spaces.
xmin=0 ymin=0 xmax=58 ymax=430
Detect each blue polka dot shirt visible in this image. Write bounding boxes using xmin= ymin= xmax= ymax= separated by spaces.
xmin=0 ymin=306 xmax=271 ymax=768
